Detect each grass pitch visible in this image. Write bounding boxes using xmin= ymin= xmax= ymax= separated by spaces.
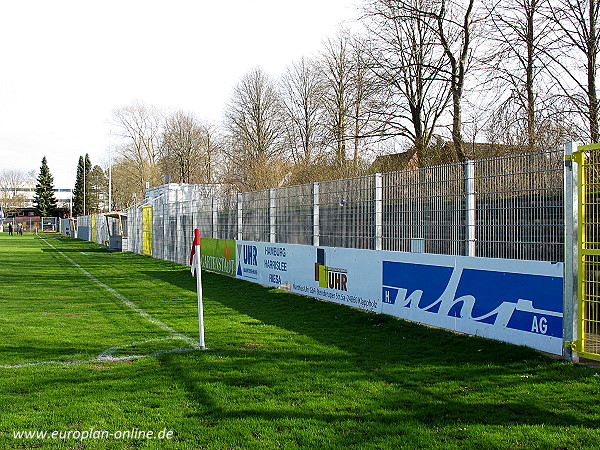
xmin=1 ymin=233 xmax=599 ymax=449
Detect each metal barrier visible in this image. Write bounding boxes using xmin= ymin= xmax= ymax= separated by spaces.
xmin=3 ymin=217 xmax=59 ymax=234
xmin=77 ymin=149 xmax=565 ymax=266
xmin=41 ymin=217 xmax=59 ymax=232
xmin=566 ymin=143 xmax=600 ymax=361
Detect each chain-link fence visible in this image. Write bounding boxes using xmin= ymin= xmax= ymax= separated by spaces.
xmin=78 ymin=149 xmax=565 ymax=264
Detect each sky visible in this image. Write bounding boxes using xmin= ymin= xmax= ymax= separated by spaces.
xmin=0 ymin=0 xmax=360 ymax=188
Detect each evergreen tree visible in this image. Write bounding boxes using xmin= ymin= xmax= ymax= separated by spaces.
xmin=87 ymin=165 xmax=107 ymax=213
xmin=84 ymin=154 xmax=92 ymax=210
xmin=72 ymin=156 xmax=85 ymax=216
xmin=33 ymin=157 xmax=57 ymax=217
xmin=72 ymin=154 xmax=94 ymax=216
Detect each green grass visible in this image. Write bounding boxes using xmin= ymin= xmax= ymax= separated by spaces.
xmin=1 ymin=233 xmax=599 ymax=449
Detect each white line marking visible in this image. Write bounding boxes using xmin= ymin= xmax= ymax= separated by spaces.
xmin=0 ymin=237 xmax=203 ymax=368
xmin=0 ymin=237 xmax=204 ymax=368
xmin=39 ymin=236 xmax=200 ymax=349
xmin=0 ymin=345 xmax=195 ymax=369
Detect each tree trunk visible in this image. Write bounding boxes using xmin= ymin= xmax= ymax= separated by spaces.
xmin=526 ymin=1 xmax=536 ymax=152
xmin=452 ymin=87 xmax=466 ymax=161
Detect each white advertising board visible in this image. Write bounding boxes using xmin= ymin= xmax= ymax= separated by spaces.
xmin=234 ymin=241 xmax=564 ymax=355
xmin=235 ymin=242 xmax=382 ymax=313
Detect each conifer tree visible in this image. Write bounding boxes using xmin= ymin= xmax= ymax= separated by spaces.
xmin=33 ymin=157 xmax=57 ymax=217
xmin=72 ymin=154 xmax=95 ymax=216
xmin=87 ymin=164 xmax=107 ymax=213
xmin=72 ymin=156 xmax=84 ymax=216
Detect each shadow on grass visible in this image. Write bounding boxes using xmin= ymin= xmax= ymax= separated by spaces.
xmin=146 ymin=268 xmax=532 ymax=363
xmin=40 ymin=248 xmax=110 ymax=253
xmin=154 ymin=346 xmax=598 ymax=450
xmin=147 ymin=268 xmax=599 ymax=440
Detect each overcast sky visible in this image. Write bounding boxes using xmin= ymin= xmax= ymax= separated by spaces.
xmin=0 ymin=0 xmax=359 ymax=188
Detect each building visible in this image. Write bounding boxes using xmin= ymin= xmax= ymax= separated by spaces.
xmin=0 ymin=186 xmax=72 ymax=218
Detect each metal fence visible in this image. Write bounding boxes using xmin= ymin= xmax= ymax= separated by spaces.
xmin=2 ymin=216 xmax=59 ymax=233
xmin=77 ymin=149 xmax=565 ymax=265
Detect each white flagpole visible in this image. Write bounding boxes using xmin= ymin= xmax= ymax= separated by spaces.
xmin=194 ymin=229 xmax=206 ymax=350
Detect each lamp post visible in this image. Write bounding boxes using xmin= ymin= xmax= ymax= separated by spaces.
xmin=108 ymin=130 xmax=112 ymax=212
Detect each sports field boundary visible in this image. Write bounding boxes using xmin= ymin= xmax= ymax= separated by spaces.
xmin=2 ymin=233 xmax=600 ymax=449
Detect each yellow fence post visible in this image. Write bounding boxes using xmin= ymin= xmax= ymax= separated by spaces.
xmin=571 ymin=143 xmax=600 ymax=360
xmin=91 ymin=214 xmax=97 ymax=243
xmin=142 ymin=205 xmax=153 ymax=256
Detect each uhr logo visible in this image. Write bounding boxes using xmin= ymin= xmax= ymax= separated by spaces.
xmin=236 ymin=244 xmax=259 ymax=279
xmin=314 ymin=248 xmax=348 ymax=291
xmin=236 ymin=244 xmax=257 ymax=266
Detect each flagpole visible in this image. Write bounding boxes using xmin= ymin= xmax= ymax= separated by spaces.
xmin=193 ymin=229 xmax=206 ymax=350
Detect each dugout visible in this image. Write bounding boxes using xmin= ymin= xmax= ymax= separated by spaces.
xmin=105 ymin=212 xmax=128 ymax=252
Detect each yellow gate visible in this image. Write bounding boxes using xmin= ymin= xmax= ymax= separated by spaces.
xmin=142 ymin=205 xmax=153 ymax=256
xmin=572 ymin=143 xmax=600 ymax=360
xmin=91 ymin=214 xmax=97 ymax=243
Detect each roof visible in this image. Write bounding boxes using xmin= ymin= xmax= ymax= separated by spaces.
xmin=370 ymin=142 xmax=529 ymax=173
xmin=105 ymin=212 xmax=127 ymax=219
xmin=370 ymin=150 xmax=418 ymax=173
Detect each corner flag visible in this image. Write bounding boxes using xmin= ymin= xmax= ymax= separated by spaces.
xmin=190 ymin=229 xmax=206 ymax=350
xmin=190 ymin=229 xmax=200 ymax=276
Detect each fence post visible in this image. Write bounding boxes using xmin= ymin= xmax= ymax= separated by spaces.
xmin=374 ymin=173 xmax=383 ymax=251
xmin=237 ymin=193 xmax=243 ymax=241
xmin=269 ymin=188 xmax=276 ymax=243
xmin=176 ymin=188 xmax=182 ymax=263
xmin=564 ymin=141 xmax=580 ymax=362
xmin=313 ymin=182 xmax=319 ymax=247
xmin=465 ymin=160 xmax=476 ymax=257
xmin=162 ymin=199 xmax=167 ymax=261
xmin=212 ymin=197 xmax=218 ymax=239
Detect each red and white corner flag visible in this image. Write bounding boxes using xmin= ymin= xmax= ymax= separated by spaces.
xmin=190 ymin=229 xmax=200 ymax=276
xmin=190 ymin=229 xmax=206 ymax=349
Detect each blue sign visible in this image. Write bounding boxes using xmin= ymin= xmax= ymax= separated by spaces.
xmin=382 ymin=261 xmax=563 ymax=338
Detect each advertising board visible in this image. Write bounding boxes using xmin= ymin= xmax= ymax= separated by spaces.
xmin=230 ymin=240 xmax=564 ymax=354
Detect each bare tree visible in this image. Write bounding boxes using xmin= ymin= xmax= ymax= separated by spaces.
xmin=160 ymin=111 xmax=217 ymax=184
xmin=546 ymin=0 xmax=599 ymax=143
xmin=110 ymin=157 xmax=143 ymax=209
xmin=482 ymin=0 xmax=556 ymax=152
xmin=320 ymin=35 xmax=355 ymax=176
xmin=0 ymin=169 xmax=33 ymax=214
xmin=112 ymin=100 xmax=163 ymax=195
xmin=280 ymin=57 xmax=327 ymax=183
xmin=348 ymin=34 xmax=386 ymax=174
xmin=433 ymin=0 xmax=477 ymax=161
xmin=360 ymin=0 xmax=451 ymax=160
xmin=320 ymin=33 xmax=386 ymax=177
xmin=224 ymin=68 xmax=287 ymax=191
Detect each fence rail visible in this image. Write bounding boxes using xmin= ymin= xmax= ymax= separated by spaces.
xmin=75 ymin=150 xmax=565 ymax=265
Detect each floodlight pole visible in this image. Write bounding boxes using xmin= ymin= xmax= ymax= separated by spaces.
xmin=108 ymin=130 xmax=112 ymax=212
xmin=83 ymin=166 xmax=86 ymax=216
